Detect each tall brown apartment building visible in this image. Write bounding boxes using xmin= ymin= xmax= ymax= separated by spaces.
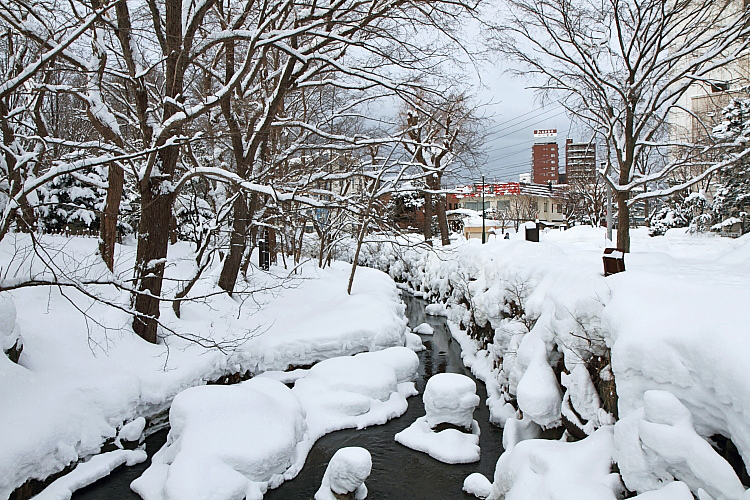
xmin=565 ymin=138 xmax=596 ymax=186
xmin=532 ymin=129 xmax=559 ymax=183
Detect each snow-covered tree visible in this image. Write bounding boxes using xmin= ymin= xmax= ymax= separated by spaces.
xmin=491 ymin=0 xmax=750 ymax=251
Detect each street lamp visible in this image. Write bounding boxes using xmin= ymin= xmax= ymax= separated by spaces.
xmin=482 ymin=175 xmax=486 ymax=244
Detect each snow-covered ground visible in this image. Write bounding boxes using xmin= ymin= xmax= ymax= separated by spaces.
xmin=354 ymin=226 xmax=750 ymax=498
xmin=0 ymin=235 xmax=408 ymax=499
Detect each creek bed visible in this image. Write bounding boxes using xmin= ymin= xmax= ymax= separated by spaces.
xmin=74 ymin=293 xmax=504 ymax=500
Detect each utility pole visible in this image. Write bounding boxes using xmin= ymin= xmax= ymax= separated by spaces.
xmin=604 ymin=162 xmax=613 ymax=243
xmin=482 ymin=175 xmax=486 ymax=243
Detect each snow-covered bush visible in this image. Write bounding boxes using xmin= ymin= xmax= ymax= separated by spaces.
xmin=38 ymin=169 xmax=107 ymax=232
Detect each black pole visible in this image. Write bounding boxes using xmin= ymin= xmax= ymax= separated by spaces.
xmin=482 ymin=175 xmax=486 ymax=244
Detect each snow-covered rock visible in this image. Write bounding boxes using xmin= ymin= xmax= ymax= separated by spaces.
xmin=423 ymin=373 xmax=480 ymax=429
xmin=131 ymin=378 xmax=309 ymax=500
xmin=463 ymin=472 xmax=492 ymax=499
xmin=413 ymin=323 xmax=434 ymax=335
xmin=315 ymin=447 xmax=371 ymax=500
xmin=395 ymin=372 xmax=481 ymax=464
xmin=405 ymin=331 xmax=425 ymax=352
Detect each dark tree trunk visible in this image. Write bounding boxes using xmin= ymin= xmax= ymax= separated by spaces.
xmin=422 ymin=191 xmax=433 ymax=245
xmin=616 ymin=191 xmax=630 ymax=253
xmin=133 ymin=168 xmax=176 ymax=343
xmin=432 ymin=175 xmax=450 ymax=246
xmin=99 ymin=164 xmax=123 ymax=271
xmin=218 ymin=193 xmax=247 ymax=294
xmin=132 ymin=0 xmax=184 ymax=343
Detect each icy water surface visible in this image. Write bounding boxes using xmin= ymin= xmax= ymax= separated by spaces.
xmin=74 ymin=293 xmax=504 ymax=500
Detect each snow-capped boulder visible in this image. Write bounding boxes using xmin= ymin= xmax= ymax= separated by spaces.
xmin=423 ymin=372 xmax=480 ymax=429
xmin=395 ymin=373 xmax=481 ymax=464
xmin=315 ymin=447 xmax=371 ymax=500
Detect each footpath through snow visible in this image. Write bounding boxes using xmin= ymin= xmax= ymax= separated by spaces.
xmin=354 ymin=226 xmax=750 ymax=499
xmin=0 ymin=236 xmax=409 ymax=499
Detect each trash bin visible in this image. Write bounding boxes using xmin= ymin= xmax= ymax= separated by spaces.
xmin=602 ymin=248 xmax=625 ymax=276
xmin=525 ymin=226 xmax=539 ymax=242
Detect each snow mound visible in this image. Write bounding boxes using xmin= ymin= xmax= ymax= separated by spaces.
xmin=514 ymin=334 xmax=562 ymax=429
xmin=413 ymin=323 xmax=434 ymax=335
xmin=484 ymin=426 xmax=622 ymax=500
xmin=463 ymin=472 xmax=492 ymax=498
xmin=631 ymin=481 xmax=693 ymax=500
xmin=425 ymin=303 xmax=447 ymax=316
xmin=395 ymin=416 xmax=480 ymax=464
xmin=614 ymin=390 xmax=747 ymax=499
xmin=405 ymin=331 xmax=425 ymax=351
xmin=115 ymin=417 xmax=146 ymax=447
xmin=293 ymin=347 xmax=419 ymax=439
xmin=423 ymin=373 xmax=480 ymax=429
xmin=130 ymin=378 xmax=309 ymax=500
xmin=315 ymin=447 xmax=371 ymax=500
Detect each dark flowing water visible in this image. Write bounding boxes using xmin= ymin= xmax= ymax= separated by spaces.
xmin=74 ymin=293 xmax=504 ymax=500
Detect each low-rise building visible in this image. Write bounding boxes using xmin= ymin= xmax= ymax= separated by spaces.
xmin=453 ymin=181 xmax=567 ymax=231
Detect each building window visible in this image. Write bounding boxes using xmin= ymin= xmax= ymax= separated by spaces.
xmin=544 ymin=202 xmax=548 ymax=212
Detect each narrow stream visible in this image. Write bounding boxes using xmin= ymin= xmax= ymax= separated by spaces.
xmin=74 ymin=293 xmax=504 ymax=500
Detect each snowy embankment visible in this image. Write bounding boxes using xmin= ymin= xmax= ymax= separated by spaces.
xmin=354 ymin=227 xmax=750 ymax=498
xmin=0 ymin=235 xmax=408 ymax=499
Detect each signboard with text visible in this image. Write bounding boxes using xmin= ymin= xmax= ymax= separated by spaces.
xmin=533 ymin=129 xmax=557 ymax=138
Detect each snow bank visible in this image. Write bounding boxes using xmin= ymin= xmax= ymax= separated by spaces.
xmin=0 ymin=236 xmax=408 ymax=499
xmin=315 ymin=447 xmax=371 ymax=500
xmin=32 ymin=449 xmax=147 ymax=500
xmin=614 ymin=390 xmax=747 ymax=499
xmin=483 ymin=426 xmax=622 ymax=500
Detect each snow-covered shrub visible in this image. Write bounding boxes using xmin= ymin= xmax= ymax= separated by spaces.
xmin=38 ymin=169 xmax=106 ymax=232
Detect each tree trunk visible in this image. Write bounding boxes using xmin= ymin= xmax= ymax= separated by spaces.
xmin=99 ymin=164 xmax=124 ymax=271
xmin=133 ymin=170 xmax=176 ymax=343
xmin=422 ymin=191 xmax=433 ymax=245
xmin=132 ymin=0 xmax=183 ymax=343
xmin=218 ymin=193 xmax=247 ymax=294
xmin=432 ymin=175 xmax=450 ymax=246
xmin=616 ymin=191 xmax=630 ymax=253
